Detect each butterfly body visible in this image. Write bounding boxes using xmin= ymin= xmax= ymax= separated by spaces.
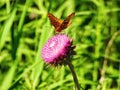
xmin=48 ymin=12 xmax=75 ymax=32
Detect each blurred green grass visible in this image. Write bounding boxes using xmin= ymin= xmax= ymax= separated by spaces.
xmin=0 ymin=0 xmax=120 ymax=90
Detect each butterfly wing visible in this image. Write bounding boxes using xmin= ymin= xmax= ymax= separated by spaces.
xmin=59 ymin=12 xmax=75 ymax=31
xmin=48 ymin=13 xmax=63 ymax=29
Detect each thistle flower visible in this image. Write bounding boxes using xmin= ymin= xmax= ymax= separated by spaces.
xmin=41 ymin=34 xmax=81 ymax=89
xmin=41 ymin=34 xmax=75 ymax=65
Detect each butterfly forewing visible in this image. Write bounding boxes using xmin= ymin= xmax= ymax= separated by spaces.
xmin=60 ymin=12 xmax=75 ymax=30
xmin=48 ymin=13 xmax=63 ymax=29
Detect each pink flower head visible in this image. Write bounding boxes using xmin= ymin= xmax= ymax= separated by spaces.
xmin=41 ymin=34 xmax=74 ymax=65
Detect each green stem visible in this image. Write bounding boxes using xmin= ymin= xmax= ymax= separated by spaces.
xmin=66 ymin=60 xmax=80 ymax=90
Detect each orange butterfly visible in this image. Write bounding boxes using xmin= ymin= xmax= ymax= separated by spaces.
xmin=48 ymin=12 xmax=75 ymax=32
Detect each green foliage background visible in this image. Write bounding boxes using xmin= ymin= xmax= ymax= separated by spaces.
xmin=0 ymin=0 xmax=120 ymax=90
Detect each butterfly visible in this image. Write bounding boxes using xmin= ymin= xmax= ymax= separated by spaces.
xmin=48 ymin=12 xmax=75 ymax=32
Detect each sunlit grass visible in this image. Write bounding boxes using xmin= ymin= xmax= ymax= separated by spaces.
xmin=0 ymin=0 xmax=120 ymax=90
